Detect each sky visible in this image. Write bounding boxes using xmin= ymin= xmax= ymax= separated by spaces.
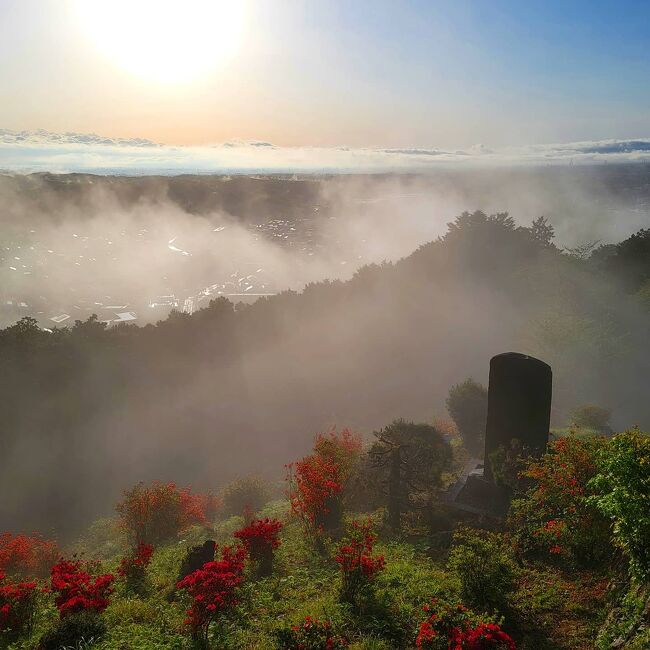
xmin=0 ymin=0 xmax=649 ymax=157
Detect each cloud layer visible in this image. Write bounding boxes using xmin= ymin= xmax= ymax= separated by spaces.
xmin=1 ymin=128 xmax=650 ymax=174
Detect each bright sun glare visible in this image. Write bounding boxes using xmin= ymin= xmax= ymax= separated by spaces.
xmin=74 ymin=0 xmax=246 ymax=84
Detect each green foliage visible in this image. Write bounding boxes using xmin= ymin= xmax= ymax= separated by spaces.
xmin=509 ymin=434 xmax=612 ymax=566
xmin=589 ymin=428 xmax=650 ymax=583
xmin=39 ymin=611 xmax=106 ymax=650
xmin=69 ymin=518 xmax=126 ymax=562
xmin=488 ymin=439 xmax=526 ymax=493
xmin=221 ymin=476 xmax=270 ymax=518
xmin=595 ymin=583 xmax=650 ymax=650
xmin=570 ymin=404 xmax=612 ymax=433
xmin=445 ymin=379 xmax=487 ymax=455
xmin=370 ymin=420 xmax=452 ymax=530
xmin=636 ymin=278 xmax=650 ymax=310
xmin=275 ymin=616 xmax=349 ymax=649
xmin=447 ymin=528 xmax=518 ymax=614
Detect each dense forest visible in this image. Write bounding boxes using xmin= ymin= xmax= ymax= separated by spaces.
xmin=1 ymin=211 xmax=649 ymax=535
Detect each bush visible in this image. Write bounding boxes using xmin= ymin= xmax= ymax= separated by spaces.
xmin=571 ymin=404 xmax=612 ymax=433
xmin=447 ymin=528 xmax=517 ymax=614
xmin=0 ymin=572 xmax=37 ymax=640
xmin=176 ymin=544 xmax=247 ymax=645
xmin=116 ymin=481 xmax=217 ymax=545
xmin=415 ymin=599 xmax=514 ymax=649
xmin=0 ymin=532 xmax=58 ymax=578
xmin=39 ymin=611 xmax=106 ymax=650
xmin=589 ymin=428 xmax=650 ymax=583
xmin=287 ymin=429 xmax=362 ymax=536
xmin=446 ymin=379 xmax=487 ymax=455
xmin=275 ymin=616 xmax=349 ymax=649
xmin=488 ymin=439 xmax=527 ymax=493
xmin=509 ymin=434 xmax=612 ymax=565
xmin=370 ymin=420 xmax=452 ymax=531
xmin=221 ymin=476 xmax=270 ymax=517
xmin=117 ymin=542 xmax=154 ymax=594
xmin=234 ymin=517 xmax=282 ymax=577
xmin=336 ymin=519 xmax=385 ymax=606
xmin=50 ymin=559 xmax=115 ymax=618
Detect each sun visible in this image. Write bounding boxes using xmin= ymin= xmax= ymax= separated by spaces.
xmin=74 ymin=0 xmax=247 ymax=84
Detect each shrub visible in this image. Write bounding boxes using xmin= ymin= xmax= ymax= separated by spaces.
xmin=0 ymin=532 xmax=58 ymax=578
xmin=117 ymin=542 xmax=154 ymax=593
xmin=336 ymin=519 xmax=385 ymax=606
xmin=39 ymin=611 xmax=106 ymax=650
xmin=221 ymin=476 xmax=269 ymax=517
xmin=50 ymin=559 xmax=115 ymax=618
xmin=116 ymin=481 xmax=217 ymax=545
xmin=446 ymin=378 xmax=488 ymax=455
xmin=488 ymin=439 xmax=527 ymax=493
xmin=570 ymin=404 xmax=612 ymax=433
xmin=176 ymin=544 xmax=247 ymax=645
xmin=447 ymin=528 xmax=517 ymax=614
xmin=370 ymin=420 xmax=453 ymax=531
xmin=287 ymin=429 xmax=361 ymax=536
xmin=589 ymin=428 xmax=650 ymax=583
xmin=275 ymin=616 xmax=349 ymax=649
xmin=0 ymin=571 xmax=37 ymax=639
xmin=234 ymin=517 xmax=282 ymax=577
xmin=415 ymin=600 xmax=515 ymax=649
xmin=509 ymin=434 xmax=612 ymax=565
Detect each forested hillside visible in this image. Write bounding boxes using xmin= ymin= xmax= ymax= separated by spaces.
xmin=1 ymin=211 xmax=648 ymax=534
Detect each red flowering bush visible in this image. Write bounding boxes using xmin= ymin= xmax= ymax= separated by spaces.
xmin=275 ymin=616 xmax=349 ymax=649
xmin=415 ymin=600 xmax=515 ymax=649
xmin=234 ymin=517 xmax=282 ymax=577
xmin=117 ymin=542 xmax=154 ymax=593
xmin=176 ymin=544 xmax=247 ymax=644
xmin=50 ymin=559 xmax=115 ymax=618
xmin=509 ymin=434 xmax=611 ymax=564
xmin=456 ymin=623 xmax=517 ymax=649
xmin=0 ymin=532 xmax=58 ymax=578
xmin=0 ymin=571 xmax=37 ymax=638
xmin=116 ymin=481 xmax=219 ymax=545
xmin=287 ymin=429 xmax=362 ymax=535
xmin=335 ymin=519 xmax=385 ymax=604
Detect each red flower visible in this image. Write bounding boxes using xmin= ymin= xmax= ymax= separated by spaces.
xmin=0 ymin=572 xmax=37 ymax=634
xmin=335 ymin=520 xmax=385 ymax=603
xmin=279 ymin=616 xmax=348 ymax=649
xmin=116 ymin=482 xmax=219 ymax=545
xmin=50 ymin=560 xmax=114 ymax=618
xmin=117 ymin=542 xmax=154 ymax=591
xmin=0 ymin=532 xmax=58 ymax=578
xmin=177 ymin=544 xmax=247 ymax=641
xmin=416 ymin=601 xmax=515 ymax=649
xmin=287 ymin=429 xmax=361 ymax=535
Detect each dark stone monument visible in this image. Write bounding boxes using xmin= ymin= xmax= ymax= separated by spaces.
xmin=484 ymin=352 xmax=552 ymax=481
xmin=178 ymin=539 xmax=216 ymax=581
xmin=447 ymin=352 xmax=552 ymax=518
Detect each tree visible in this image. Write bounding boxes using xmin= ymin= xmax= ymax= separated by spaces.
xmin=529 ymin=216 xmax=555 ymax=247
xmin=370 ymin=420 xmax=452 ymax=530
xmin=446 ymin=379 xmax=488 ymax=455
xmin=570 ymin=404 xmax=612 ymax=434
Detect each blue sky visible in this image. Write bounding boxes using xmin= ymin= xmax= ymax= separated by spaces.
xmin=0 ymin=0 xmax=648 ymax=150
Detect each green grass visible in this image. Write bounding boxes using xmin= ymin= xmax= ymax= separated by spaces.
xmin=5 ymin=501 xmax=615 ymax=650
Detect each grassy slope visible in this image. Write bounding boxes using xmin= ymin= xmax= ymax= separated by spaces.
xmin=10 ymin=500 xmax=610 ymax=650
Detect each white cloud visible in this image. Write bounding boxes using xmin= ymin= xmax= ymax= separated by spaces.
xmin=1 ymin=128 xmax=649 ymax=174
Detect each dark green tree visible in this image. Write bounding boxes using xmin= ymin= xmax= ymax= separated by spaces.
xmin=446 ymin=378 xmax=488 ymax=455
xmin=370 ymin=420 xmax=452 ymax=530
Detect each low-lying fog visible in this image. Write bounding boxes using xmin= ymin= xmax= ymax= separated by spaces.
xmin=1 ymin=165 xmax=648 ymax=328
xmin=0 ymin=164 xmax=648 ymax=536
